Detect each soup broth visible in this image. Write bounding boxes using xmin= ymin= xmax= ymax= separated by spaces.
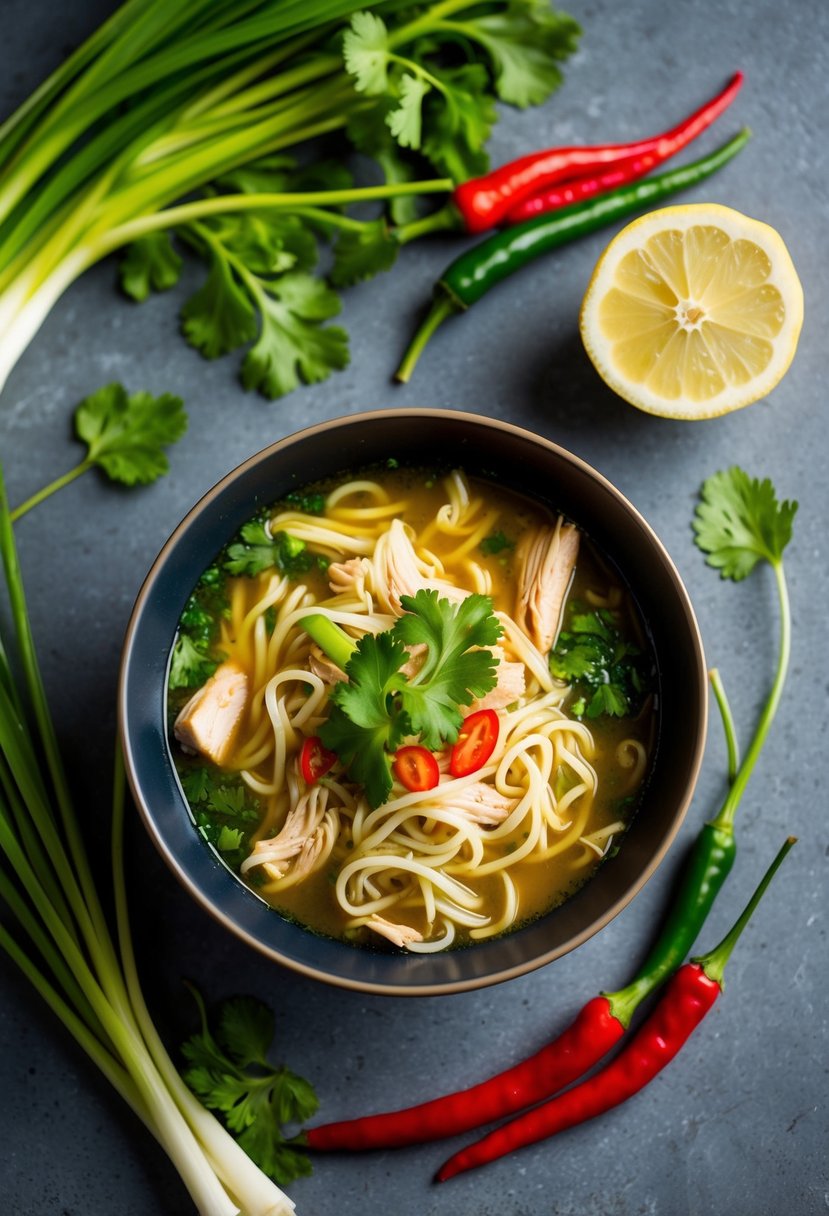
xmin=168 ymin=467 xmax=656 ymax=952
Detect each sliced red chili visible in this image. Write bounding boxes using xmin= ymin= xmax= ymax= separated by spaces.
xmin=393 ymin=746 xmax=440 ymax=792
xmin=299 ymin=736 xmax=337 ymax=784
xmin=449 ymin=710 xmax=499 ymax=778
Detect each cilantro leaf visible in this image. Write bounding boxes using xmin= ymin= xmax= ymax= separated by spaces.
xmin=693 ymin=467 xmax=798 ymax=579
xmin=178 ymin=768 xmax=259 ymax=867
xmin=343 ymin=11 xmax=391 ymax=95
xmin=421 ymin=65 xmax=495 ymax=182
xmin=119 ymin=231 xmax=182 ymax=302
xmin=450 ymin=1 xmax=582 ymax=109
xmin=224 ymin=519 xmax=314 ymax=578
xmin=319 ymin=594 xmax=502 ymax=801
xmin=550 ymin=606 xmax=651 ymax=719
xmin=281 ymin=490 xmax=326 ymax=515
xmin=330 ymin=219 xmax=399 ymax=288
xmin=346 ymin=106 xmax=421 ymax=226
xmin=170 ymin=635 xmax=218 ymax=690
xmin=393 ymin=591 xmax=501 ymax=747
xmin=387 ymin=73 xmax=431 ymax=148
xmin=480 ymin=530 xmax=515 ymax=555
xmin=74 ymin=382 xmax=187 ymax=486
xmin=181 ymin=989 xmax=317 ymax=1186
xmin=241 ymin=273 xmax=349 ymax=400
xmin=321 ymin=631 xmax=410 ymax=808
xmin=181 ymin=245 xmax=258 ymax=358
xmin=218 ymin=211 xmax=317 ymax=278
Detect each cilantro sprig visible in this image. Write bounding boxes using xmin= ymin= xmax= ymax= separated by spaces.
xmin=10 ymin=382 xmax=187 ymax=521
xmin=317 ymin=590 xmax=501 ymax=808
xmin=181 ymin=987 xmax=317 ymax=1185
xmin=224 ymin=519 xmax=316 ymax=579
xmin=693 ymin=467 xmax=797 ymax=833
xmin=178 ymin=767 xmax=260 ymax=868
xmin=549 ymin=606 xmax=652 ymax=720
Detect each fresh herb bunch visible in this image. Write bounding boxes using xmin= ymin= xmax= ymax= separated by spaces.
xmin=0 ymin=0 xmax=579 ymax=403
xmin=318 ymin=589 xmax=502 ymax=807
xmin=182 ymin=987 xmax=318 ymax=1186
xmin=549 ymin=605 xmax=652 ymax=719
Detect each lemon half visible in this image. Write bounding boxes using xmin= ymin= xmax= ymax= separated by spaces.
xmin=579 ymin=204 xmax=803 ymax=420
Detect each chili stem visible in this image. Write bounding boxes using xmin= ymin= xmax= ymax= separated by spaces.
xmin=695 ymin=836 xmax=797 ymax=986
xmin=395 ymin=296 xmax=456 ymax=383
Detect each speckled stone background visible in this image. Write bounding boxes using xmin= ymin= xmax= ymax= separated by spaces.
xmin=0 ymin=2 xmax=827 ymax=1214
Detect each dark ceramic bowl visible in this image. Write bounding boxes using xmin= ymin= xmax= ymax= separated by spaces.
xmin=119 ymin=409 xmax=707 ymax=996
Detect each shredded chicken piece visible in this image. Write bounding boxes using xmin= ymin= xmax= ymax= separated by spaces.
xmin=465 ymin=645 xmax=525 ymax=713
xmin=443 ymin=782 xmax=517 ymax=826
xmin=173 ymin=660 xmax=248 ymax=766
xmin=366 ymin=914 xmax=424 ymax=949
xmin=515 ymin=519 xmax=580 ymax=653
xmin=308 ymin=644 xmax=347 ymax=685
xmin=371 ymin=519 xmax=467 ymax=615
xmin=328 ymin=555 xmax=369 ymax=597
xmin=242 ymin=786 xmax=338 ymax=884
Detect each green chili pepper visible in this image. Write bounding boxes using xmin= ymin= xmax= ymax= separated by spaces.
xmin=394 ymin=128 xmax=751 ymax=382
xmin=604 ymin=820 xmax=736 ymax=1026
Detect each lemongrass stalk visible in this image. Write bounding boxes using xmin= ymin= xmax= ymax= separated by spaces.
xmin=111 ymin=747 xmax=296 ymax=1216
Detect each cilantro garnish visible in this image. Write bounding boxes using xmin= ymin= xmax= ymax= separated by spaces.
xmin=224 ymin=519 xmax=314 ymax=578
xmin=181 ymin=987 xmax=318 ymax=1185
xmin=179 ymin=767 xmax=259 ymax=867
xmin=319 ymin=590 xmax=501 ymax=808
xmin=550 ymin=606 xmax=651 ymax=720
xmin=281 ymin=489 xmax=326 ymax=515
xmin=169 ymin=635 xmax=219 ymax=691
xmin=480 ymin=530 xmax=515 ymax=555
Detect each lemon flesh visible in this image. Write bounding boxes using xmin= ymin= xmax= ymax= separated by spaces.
xmin=580 ymin=205 xmax=803 ymax=419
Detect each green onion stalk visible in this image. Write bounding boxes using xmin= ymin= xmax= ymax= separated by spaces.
xmin=0 ymin=454 xmax=295 ymax=1213
xmin=0 ymin=0 xmax=472 ymax=398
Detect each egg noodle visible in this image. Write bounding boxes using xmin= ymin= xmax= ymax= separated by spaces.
xmin=199 ymin=470 xmax=646 ymax=951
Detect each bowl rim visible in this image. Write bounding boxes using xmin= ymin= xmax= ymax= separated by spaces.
xmin=119 ymin=407 xmax=708 ymax=996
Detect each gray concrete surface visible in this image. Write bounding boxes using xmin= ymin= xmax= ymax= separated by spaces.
xmin=0 ymin=1 xmax=826 ymax=1213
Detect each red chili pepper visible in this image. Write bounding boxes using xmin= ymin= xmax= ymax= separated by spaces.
xmin=393 ymin=745 xmax=440 ymax=792
xmin=452 ymin=71 xmax=743 ymax=233
xmin=449 ymin=709 xmax=499 ymax=778
xmin=436 ymin=837 xmax=795 ymax=1182
xmin=503 ymin=149 xmax=670 ymax=225
xmin=299 ymin=736 xmax=337 ymax=784
xmin=304 ymin=996 xmax=623 ymax=1153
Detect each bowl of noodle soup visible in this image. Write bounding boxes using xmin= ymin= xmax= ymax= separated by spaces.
xmin=120 ymin=410 xmax=707 ymax=995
